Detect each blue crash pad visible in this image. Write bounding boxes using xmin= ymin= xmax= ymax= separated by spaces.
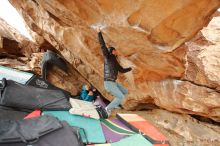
xmin=112 ymin=134 xmax=152 ymax=146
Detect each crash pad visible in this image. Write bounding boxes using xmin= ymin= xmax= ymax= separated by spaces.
xmin=87 ymin=144 xmax=110 ymax=146
xmin=43 ymin=111 xmax=106 ymax=144
xmin=153 ymin=144 xmax=169 ymax=146
xmin=117 ymin=114 xmax=169 ymax=145
xmin=0 ymin=65 xmax=33 ymax=84
xmin=87 ymin=134 xmax=153 ymax=146
xmin=87 ymin=134 xmax=152 ymax=146
xmin=112 ymin=134 xmax=152 ymax=146
xmin=101 ymin=118 xmax=135 ymax=142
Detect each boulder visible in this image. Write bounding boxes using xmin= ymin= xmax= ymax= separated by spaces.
xmin=5 ymin=0 xmax=220 ymax=121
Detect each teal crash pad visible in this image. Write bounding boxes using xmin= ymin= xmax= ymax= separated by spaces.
xmin=0 ymin=65 xmax=33 ymax=84
xmin=112 ymin=134 xmax=153 ymax=146
xmin=43 ymin=111 xmax=106 ymax=144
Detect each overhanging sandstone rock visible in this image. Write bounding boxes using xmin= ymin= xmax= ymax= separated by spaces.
xmin=6 ymin=0 xmax=220 ymax=121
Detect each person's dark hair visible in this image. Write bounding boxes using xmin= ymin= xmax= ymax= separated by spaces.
xmin=108 ymin=47 xmax=115 ymax=54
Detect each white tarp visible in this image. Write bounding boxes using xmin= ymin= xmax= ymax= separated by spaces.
xmin=69 ymin=98 xmax=100 ymax=120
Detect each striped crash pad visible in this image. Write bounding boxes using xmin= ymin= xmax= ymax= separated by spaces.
xmin=43 ymin=111 xmax=106 ymax=144
xmin=100 ymin=118 xmax=135 ymax=142
xmin=0 ymin=65 xmax=33 ymax=84
xmin=87 ymin=134 xmax=152 ymax=146
xmin=117 ymin=114 xmax=169 ymax=146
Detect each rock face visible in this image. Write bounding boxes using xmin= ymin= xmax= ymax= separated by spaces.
xmin=0 ymin=17 xmax=23 ymax=41
xmin=0 ymin=51 xmax=87 ymax=95
xmin=0 ymin=17 xmax=40 ymax=56
xmin=184 ymin=17 xmax=220 ymax=90
xmin=5 ymin=0 xmax=220 ymax=121
xmin=0 ymin=18 xmax=24 ymax=55
xmin=0 ymin=36 xmax=2 ymax=48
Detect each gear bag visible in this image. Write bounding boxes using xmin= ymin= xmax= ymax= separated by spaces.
xmin=0 ymin=78 xmax=71 ymax=111
xmin=0 ymin=115 xmax=84 ymax=146
xmin=0 ymin=105 xmax=28 ymax=120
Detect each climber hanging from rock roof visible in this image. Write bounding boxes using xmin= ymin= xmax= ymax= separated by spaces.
xmin=97 ymin=28 xmax=132 ymax=117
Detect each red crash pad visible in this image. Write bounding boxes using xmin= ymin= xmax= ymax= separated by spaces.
xmin=24 ymin=109 xmax=41 ymax=119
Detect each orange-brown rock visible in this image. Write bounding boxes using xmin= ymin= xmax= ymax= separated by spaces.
xmin=0 ymin=18 xmax=23 ymax=55
xmin=124 ymin=79 xmax=220 ymax=121
xmin=0 ymin=17 xmax=22 ymax=41
xmin=6 ymin=0 xmax=220 ymax=121
xmin=0 ymin=36 xmax=2 ymax=48
xmin=0 ymin=52 xmax=86 ymax=95
xmin=184 ymin=16 xmax=220 ymax=91
xmin=0 ymin=17 xmax=39 ymax=56
xmin=147 ymin=0 xmax=220 ymax=49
